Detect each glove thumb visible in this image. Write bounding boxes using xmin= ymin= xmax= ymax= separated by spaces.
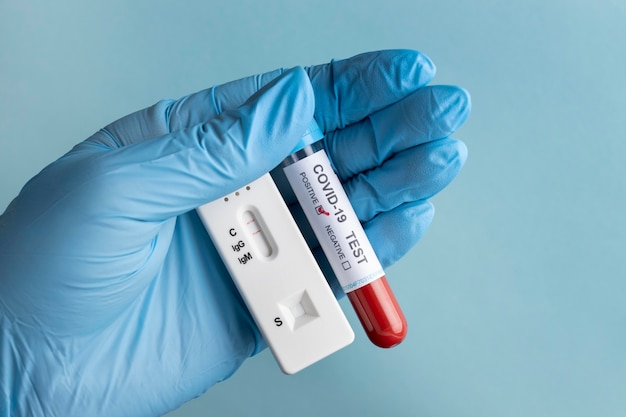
xmin=95 ymin=66 xmax=315 ymax=222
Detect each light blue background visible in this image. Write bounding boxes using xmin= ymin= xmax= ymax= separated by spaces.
xmin=2 ymin=1 xmax=625 ymax=416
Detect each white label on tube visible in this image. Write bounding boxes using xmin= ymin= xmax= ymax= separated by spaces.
xmin=283 ymin=149 xmax=384 ymax=293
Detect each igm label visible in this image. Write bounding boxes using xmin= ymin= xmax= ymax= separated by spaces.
xmin=238 ymin=252 xmax=253 ymax=265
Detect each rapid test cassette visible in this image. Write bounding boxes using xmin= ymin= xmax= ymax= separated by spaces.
xmin=197 ymin=173 xmax=354 ymax=374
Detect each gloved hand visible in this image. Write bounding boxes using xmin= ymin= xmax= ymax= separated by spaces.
xmin=0 ymin=50 xmax=470 ymax=417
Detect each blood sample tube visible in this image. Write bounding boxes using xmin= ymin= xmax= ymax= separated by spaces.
xmin=282 ymin=120 xmax=407 ymax=348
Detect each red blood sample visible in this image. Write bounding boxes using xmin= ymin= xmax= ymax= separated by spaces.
xmin=347 ymin=275 xmax=407 ymax=348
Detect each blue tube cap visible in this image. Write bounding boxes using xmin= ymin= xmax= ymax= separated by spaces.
xmin=290 ymin=119 xmax=323 ymax=154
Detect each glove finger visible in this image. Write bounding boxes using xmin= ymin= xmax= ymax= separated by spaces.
xmin=307 ymin=49 xmax=435 ymax=133
xmin=365 ymin=200 xmax=435 ymax=268
xmin=91 ymin=67 xmax=314 ymax=223
xmin=345 ymin=138 xmax=467 ymax=222
xmin=84 ymin=69 xmax=286 ymax=148
xmin=167 ymin=69 xmax=286 ymax=133
xmin=326 ymin=85 xmax=470 ymax=181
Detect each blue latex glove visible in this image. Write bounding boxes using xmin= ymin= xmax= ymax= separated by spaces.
xmin=0 ymin=50 xmax=470 ymax=416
